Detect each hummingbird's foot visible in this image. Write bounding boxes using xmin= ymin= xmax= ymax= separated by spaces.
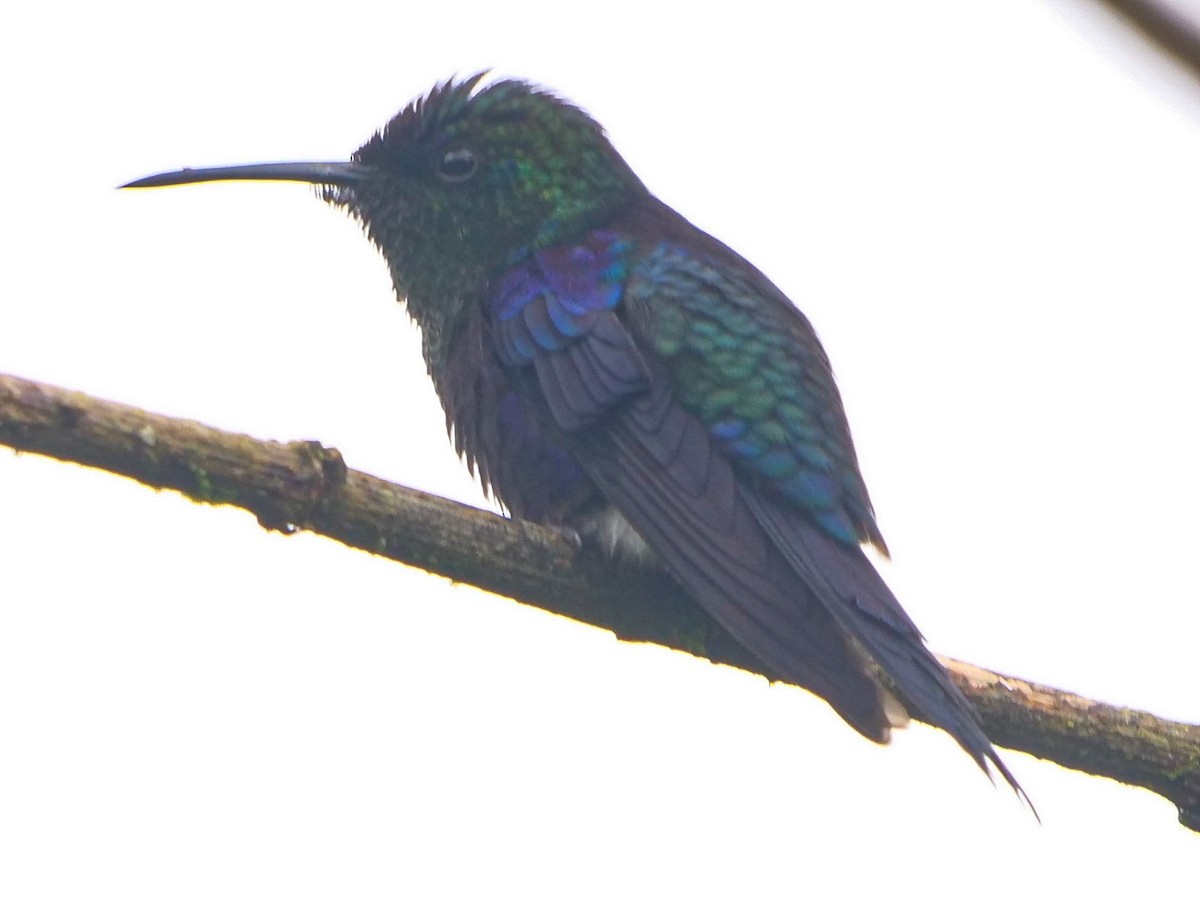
xmin=546 ymin=523 xmax=584 ymax=551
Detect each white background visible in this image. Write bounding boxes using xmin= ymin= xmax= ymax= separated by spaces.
xmin=2 ymin=1 xmax=1198 ymax=896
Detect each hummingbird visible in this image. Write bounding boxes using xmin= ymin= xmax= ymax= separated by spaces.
xmin=124 ymin=73 xmax=1026 ymax=800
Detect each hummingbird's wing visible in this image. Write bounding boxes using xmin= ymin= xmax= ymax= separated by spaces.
xmin=484 ymin=222 xmax=1024 ymax=798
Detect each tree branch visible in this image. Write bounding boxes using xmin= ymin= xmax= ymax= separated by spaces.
xmin=2 ymin=372 xmax=1197 ymax=830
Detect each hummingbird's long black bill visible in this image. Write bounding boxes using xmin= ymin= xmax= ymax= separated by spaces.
xmin=120 ymin=161 xmax=373 ymax=189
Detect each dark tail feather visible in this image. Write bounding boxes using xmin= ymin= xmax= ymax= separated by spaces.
xmin=744 ymin=493 xmax=1036 ymax=816
xmin=555 ymin=362 xmax=1034 ymax=813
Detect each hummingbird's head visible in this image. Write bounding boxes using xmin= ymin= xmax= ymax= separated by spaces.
xmin=122 ymin=74 xmax=645 ymax=361
xmin=330 ymin=73 xmax=645 ymax=301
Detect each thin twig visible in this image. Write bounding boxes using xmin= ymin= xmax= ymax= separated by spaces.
xmin=1087 ymin=0 xmax=1200 ymax=84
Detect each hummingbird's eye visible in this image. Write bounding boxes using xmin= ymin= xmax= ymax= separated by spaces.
xmin=436 ymin=148 xmax=478 ymax=183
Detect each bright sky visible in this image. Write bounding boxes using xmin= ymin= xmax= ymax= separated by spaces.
xmin=2 ymin=1 xmax=1198 ymax=895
